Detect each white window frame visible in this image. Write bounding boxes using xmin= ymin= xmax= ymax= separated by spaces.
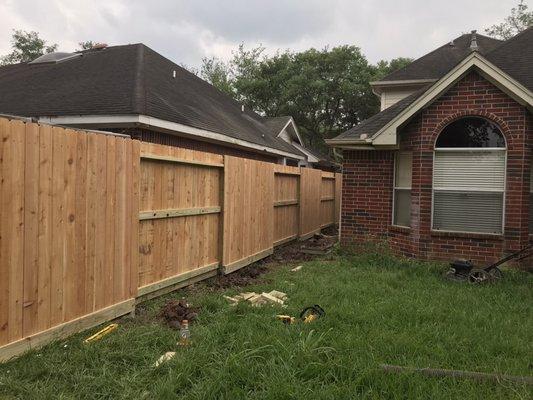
xmin=529 ymin=157 xmax=533 ymax=233
xmin=392 ymin=151 xmax=412 ymax=228
xmin=431 ymin=146 xmax=507 ymax=235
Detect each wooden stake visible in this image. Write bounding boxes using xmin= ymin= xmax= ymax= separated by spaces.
xmin=380 ymin=364 xmax=533 ymax=385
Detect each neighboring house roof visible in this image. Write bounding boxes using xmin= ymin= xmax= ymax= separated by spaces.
xmin=264 ymin=115 xmax=336 ymax=165
xmin=329 ymin=28 xmax=533 ymax=148
xmin=378 ymin=33 xmax=502 ymax=83
xmin=0 ymin=44 xmax=302 ymax=159
xmin=331 ymin=86 xmax=430 ymax=142
xmin=263 ymin=116 xmax=293 ymax=136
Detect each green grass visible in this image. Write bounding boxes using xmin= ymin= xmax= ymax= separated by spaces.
xmin=1 ymin=249 xmax=532 ymax=399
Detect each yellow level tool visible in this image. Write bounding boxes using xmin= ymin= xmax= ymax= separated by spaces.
xmin=84 ymin=323 xmax=118 ymax=343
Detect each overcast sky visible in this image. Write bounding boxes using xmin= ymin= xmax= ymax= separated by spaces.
xmin=0 ymin=0 xmax=523 ymax=67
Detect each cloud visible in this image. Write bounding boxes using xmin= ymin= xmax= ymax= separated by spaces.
xmin=0 ymin=0 xmax=518 ymax=67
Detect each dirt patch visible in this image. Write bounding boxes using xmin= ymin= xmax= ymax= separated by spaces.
xmin=159 ymin=298 xmax=199 ymax=329
xmin=321 ymin=225 xmax=338 ymax=237
xmin=301 ymin=234 xmax=338 ymax=254
xmin=204 ymin=263 xmax=270 ymax=289
xmin=196 ymin=227 xmax=339 ymax=291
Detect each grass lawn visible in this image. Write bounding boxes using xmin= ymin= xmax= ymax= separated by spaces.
xmin=0 ymin=249 xmax=532 ymax=399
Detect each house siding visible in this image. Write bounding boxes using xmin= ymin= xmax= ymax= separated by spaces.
xmin=341 ymin=71 xmax=533 ymax=265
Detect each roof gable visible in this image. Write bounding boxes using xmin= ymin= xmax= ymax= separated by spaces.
xmin=328 ymin=52 xmax=533 ymax=148
xmin=377 ymin=33 xmax=502 ymax=83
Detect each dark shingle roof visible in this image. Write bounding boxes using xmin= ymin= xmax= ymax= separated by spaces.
xmin=332 ymin=87 xmax=429 ymax=141
xmin=335 ymin=29 xmax=533 ymax=143
xmin=486 ymin=26 xmax=533 ymax=91
xmin=263 ymin=116 xmax=292 ymax=136
xmin=380 ymin=33 xmax=502 ymax=82
xmin=0 ymin=44 xmax=300 ymax=156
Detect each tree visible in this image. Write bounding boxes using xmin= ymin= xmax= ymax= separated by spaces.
xmin=200 ymin=56 xmax=234 ymax=95
xmin=485 ymin=0 xmax=533 ymax=39
xmin=200 ymin=45 xmax=412 ymax=152
xmin=77 ymin=41 xmax=96 ymax=51
xmin=0 ymin=30 xmax=57 ymax=65
xmin=373 ymin=57 xmax=413 ymax=80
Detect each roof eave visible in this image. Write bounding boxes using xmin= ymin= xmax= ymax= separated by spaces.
xmin=372 ymin=52 xmax=533 ymax=146
xmin=325 ymin=137 xmax=382 ymax=150
xmin=38 ymin=114 xmax=306 ymax=160
xmin=370 ymin=79 xmax=437 ymax=95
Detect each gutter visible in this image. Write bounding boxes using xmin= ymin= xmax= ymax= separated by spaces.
xmin=370 ymin=79 xmax=437 ymax=95
xmin=370 ymin=78 xmax=437 ymax=87
xmin=38 ymin=114 xmax=305 ymax=160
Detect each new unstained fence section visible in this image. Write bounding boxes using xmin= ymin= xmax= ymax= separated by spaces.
xmin=137 ymin=143 xmax=223 ymax=297
xmin=0 ymin=117 xmax=341 ymax=360
xmin=0 ymin=118 xmax=139 ymax=360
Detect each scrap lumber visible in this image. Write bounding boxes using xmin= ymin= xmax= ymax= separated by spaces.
xmin=224 ymin=290 xmax=288 ymax=307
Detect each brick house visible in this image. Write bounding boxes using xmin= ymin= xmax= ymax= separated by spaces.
xmin=327 ymin=29 xmax=533 ymax=264
xmin=0 ymin=43 xmax=318 ymax=165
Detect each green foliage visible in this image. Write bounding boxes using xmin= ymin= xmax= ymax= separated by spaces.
xmin=373 ymin=57 xmax=414 ymax=80
xmin=0 ymin=254 xmax=531 ymax=399
xmin=201 ymin=56 xmax=234 ymax=96
xmin=77 ymin=41 xmax=96 ymax=51
xmin=485 ymin=0 xmax=533 ymax=39
xmin=200 ymin=45 xmax=412 ymax=153
xmin=0 ymin=30 xmax=58 ymax=66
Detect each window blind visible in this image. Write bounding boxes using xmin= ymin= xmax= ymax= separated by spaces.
xmin=433 ymin=150 xmax=504 ymax=234
xmin=393 ymin=152 xmax=412 ymax=227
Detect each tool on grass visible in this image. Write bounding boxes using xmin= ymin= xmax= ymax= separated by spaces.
xmin=276 ymin=305 xmax=325 ymax=325
xmin=84 ymin=323 xmax=118 ymax=343
xmin=276 ymin=315 xmax=296 ymax=324
xmin=445 ymin=243 xmax=533 ymax=284
xmin=300 ymin=305 xmax=325 ymax=323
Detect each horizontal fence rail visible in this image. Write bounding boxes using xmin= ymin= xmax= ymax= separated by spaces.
xmin=0 ymin=117 xmax=341 ymax=361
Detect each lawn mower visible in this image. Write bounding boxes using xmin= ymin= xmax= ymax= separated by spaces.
xmin=445 ymin=243 xmax=532 ymax=284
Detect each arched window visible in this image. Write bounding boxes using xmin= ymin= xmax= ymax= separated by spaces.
xmin=433 ymin=117 xmax=506 ymax=234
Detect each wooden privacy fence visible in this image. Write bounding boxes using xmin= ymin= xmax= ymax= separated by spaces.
xmin=0 ymin=117 xmax=341 ymax=361
xmin=0 ymin=118 xmax=139 ymax=361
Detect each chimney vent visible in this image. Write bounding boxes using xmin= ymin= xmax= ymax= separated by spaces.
xmin=172 ymin=70 xmax=176 ymax=78
xmin=241 ymin=104 xmax=245 ymax=113
xmin=469 ymin=30 xmax=478 ymax=51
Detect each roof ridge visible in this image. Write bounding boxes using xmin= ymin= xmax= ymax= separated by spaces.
xmin=142 ymin=45 xmax=275 ymax=129
xmin=132 ymin=44 xmax=147 ymax=114
xmin=378 ymin=32 xmax=502 ymax=83
xmin=485 ymin=26 xmax=533 ymax=56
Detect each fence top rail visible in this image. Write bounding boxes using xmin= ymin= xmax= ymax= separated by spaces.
xmin=274 ymin=170 xmax=300 ymax=176
xmin=274 ymin=165 xmax=301 ymax=175
xmin=0 ymin=115 xmax=131 ymax=138
xmin=140 ymin=153 xmax=224 ymax=168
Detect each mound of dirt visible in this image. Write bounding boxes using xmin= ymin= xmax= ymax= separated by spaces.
xmin=206 ymin=263 xmax=269 ymax=289
xmin=159 ymin=298 xmax=199 ymax=329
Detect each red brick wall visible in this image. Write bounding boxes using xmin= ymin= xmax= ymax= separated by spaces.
xmin=340 ymin=151 xmax=394 ymax=245
xmin=341 ymin=71 xmax=532 ymax=265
